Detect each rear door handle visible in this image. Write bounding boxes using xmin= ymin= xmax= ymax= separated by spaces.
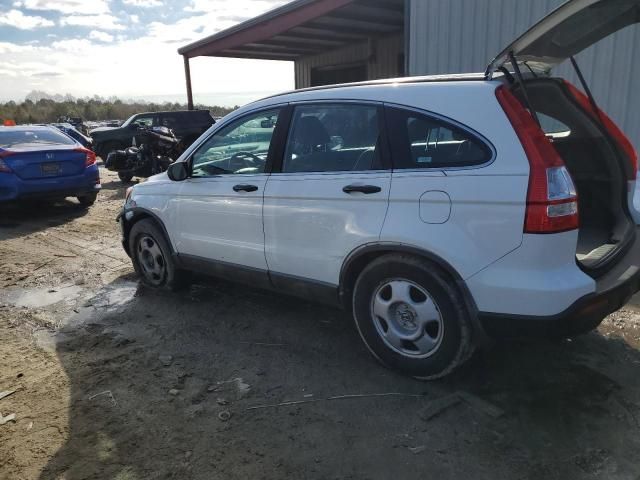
xmin=343 ymin=184 xmax=382 ymax=195
xmin=233 ymin=184 xmax=259 ymax=193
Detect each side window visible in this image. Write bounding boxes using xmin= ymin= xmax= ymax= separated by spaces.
xmin=191 ymin=109 xmax=280 ymax=177
xmin=386 ymin=107 xmax=491 ymax=169
xmin=132 ymin=115 xmax=155 ymax=128
xmin=538 ymin=113 xmax=571 ymax=138
xmin=160 ymin=114 xmax=179 ymax=129
xmin=283 ymin=104 xmax=382 ymax=173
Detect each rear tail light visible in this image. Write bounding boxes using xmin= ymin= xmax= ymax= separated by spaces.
xmin=75 ymin=147 xmax=97 ymax=167
xmin=564 ymin=81 xmax=638 ymax=180
xmin=496 ymin=85 xmax=579 ymax=234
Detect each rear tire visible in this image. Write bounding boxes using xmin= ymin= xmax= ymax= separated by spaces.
xmin=77 ymin=193 xmax=97 ymax=207
xmin=118 ymin=172 xmax=134 ymax=183
xmin=129 ymin=218 xmax=189 ymax=291
xmin=352 ymin=254 xmax=473 ymax=379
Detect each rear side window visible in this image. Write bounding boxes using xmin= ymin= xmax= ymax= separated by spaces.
xmin=160 ymin=114 xmax=180 ymax=129
xmin=386 ymin=107 xmax=491 ymax=169
xmin=283 ymin=104 xmax=383 ymax=173
xmin=0 ymin=128 xmax=75 ymax=148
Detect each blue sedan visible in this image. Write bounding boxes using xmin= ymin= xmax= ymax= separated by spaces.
xmin=0 ymin=126 xmax=100 ymax=205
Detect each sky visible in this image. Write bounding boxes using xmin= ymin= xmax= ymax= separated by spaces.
xmin=0 ymin=0 xmax=294 ymax=106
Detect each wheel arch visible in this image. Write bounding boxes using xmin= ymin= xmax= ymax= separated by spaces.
xmin=339 ymin=243 xmax=485 ymax=339
xmin=122 ymin=207 xmax=176 ymax=257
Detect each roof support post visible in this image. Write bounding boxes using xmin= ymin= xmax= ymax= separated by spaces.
xmin=183 ymin=55 xmax=194 ymax=110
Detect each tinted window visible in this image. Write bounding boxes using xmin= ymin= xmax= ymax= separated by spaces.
xmin=538 ymin=112 xmax=571 ymax=137
xmin=386 ymin=107 xmax=491 ymax=169
xmin=283 ymin=104 xmax=382 ymax=173
xmin=0 ymin=128 xmax=75 ymax=148
xmin=191 ymin=109 xmax=280 ymax=176
xmin=160 ymin=114 xmax=180 ymax=129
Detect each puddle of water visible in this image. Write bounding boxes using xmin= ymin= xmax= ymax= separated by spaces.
xmin=2 ymin=285 xmax=83 ymax=308
xmin=89 ymin=281 xmax=139 ymax=310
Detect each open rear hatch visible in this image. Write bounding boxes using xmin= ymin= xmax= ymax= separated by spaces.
xmin=487 ymin=0 xmax=640 ymax=277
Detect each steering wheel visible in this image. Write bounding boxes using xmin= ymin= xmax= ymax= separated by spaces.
xmin=228 ymin=151 xmax=264 ymax=171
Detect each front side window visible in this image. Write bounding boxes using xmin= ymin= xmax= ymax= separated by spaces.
xmin=191 ymin=109 xmax=280 ymax=176
xmin=131 ymin=115 xmax=155 ymax=128
xmin=386 ymin=107 xmax=491 ymax=169
xmin=283 ymin=104 xmax=382 ymax=173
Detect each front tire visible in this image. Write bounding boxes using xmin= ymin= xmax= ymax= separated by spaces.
xmin=352 ymin=254 xmax=473 ymax=379
xmin=129 ymin=218 xmax=189 ymax=290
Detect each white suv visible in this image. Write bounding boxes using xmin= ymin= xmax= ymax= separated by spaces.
xmin=119 ymin=0 xmax=640 ymax=378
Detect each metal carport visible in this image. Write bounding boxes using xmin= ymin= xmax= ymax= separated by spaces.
xmin=178 ymin=0 xmax=406 ymax=109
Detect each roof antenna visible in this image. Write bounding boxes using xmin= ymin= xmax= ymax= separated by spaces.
xmin=509 ymin=51 xmax=541 ymax=128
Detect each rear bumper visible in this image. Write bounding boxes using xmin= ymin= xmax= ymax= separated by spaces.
xmin=0 ymin=165 xmax=100 ymax=202
xmin=479 ymin=228 xmax=640 ymax=338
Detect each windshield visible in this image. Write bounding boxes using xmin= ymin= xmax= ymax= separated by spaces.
xmin=121 ymin=115 xmax=137 ymax=127
xmin=0 ymin=128 xmax=76 ymax=148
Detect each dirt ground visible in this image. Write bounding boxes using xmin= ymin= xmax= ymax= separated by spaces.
xmin=2 ymin=166 xmax=640 ymax=480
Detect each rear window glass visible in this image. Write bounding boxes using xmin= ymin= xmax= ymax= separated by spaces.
xmin=538 ymin=113 xmax=571 ymax=136
xmin=386 ymin=107 xmax=492 ymax=169
xmin=0 ymin=128 xmax=75 ymax=148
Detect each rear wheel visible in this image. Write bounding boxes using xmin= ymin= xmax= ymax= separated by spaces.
xmin=129 ymin=218 xmax=189 ymax=290
xmin=118 ymin=171 xmax=134 ymax=183
xmin=352 ymin=254 xmax=473 ymax=379
xmin=77 ymin=193 xmax=97 ymax=207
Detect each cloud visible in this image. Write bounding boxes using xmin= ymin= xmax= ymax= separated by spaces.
xmin=0 ymin=42 xmax=37 ymax=53
xmin=0 ymin=9 xmax=55 ymax=29
xmin=122 ymin=0 xmax=163 ymax=7
xmin=0 ymin=1 xmax=295 ymax=104
xmin=185 ymin=0 xmax=288 ymax=14
xmin=89 ymin=30 xmax=115 ymax=42
xmin=30 ymin=71 xmax=64 ymax=77
xmin=50 ymin=38 xmax=94 ymax=51
xmin=59 ymin=14 xmax=125 ymax=30
xmin=16 ymin=0 xmax=110 ymax=15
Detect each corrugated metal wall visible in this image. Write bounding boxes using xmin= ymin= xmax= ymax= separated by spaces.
xmin=408 ymin=0 xmax=640 ymax=150
xmin=295 ymin=34 xmax=404 ymax=88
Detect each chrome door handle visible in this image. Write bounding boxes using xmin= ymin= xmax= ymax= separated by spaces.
xmin=343 ymin=184 xmax=382 ymax=194
xmin=233 ymin=184 xmax=259 ymax=193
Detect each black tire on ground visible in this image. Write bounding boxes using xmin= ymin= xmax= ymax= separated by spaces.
xmin=352 ymin=253 xmax=473 ymax=380
xmin=128 ymin=218 xmax=190 ymax=291
xmin=77 ymin=193 xmax=98 ymax=207
xmin=118 ymin=171 xmax=134 ymax=183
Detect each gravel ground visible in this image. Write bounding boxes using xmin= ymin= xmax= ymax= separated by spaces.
xmin=1 ymin=167 xmax=640 ymax=480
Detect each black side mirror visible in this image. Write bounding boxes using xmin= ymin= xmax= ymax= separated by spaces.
xmin=167 ymin=162 xmax=189 ymax=181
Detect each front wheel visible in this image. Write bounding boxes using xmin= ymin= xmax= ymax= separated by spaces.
xmin=129 ymin=218 xmax=189 ymax=290
xmin=352 ymin=254 xmax=473 ymax=379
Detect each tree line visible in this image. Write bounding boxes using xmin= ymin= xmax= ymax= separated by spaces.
xmin=0 ymin=95 xmax=236 ymax=125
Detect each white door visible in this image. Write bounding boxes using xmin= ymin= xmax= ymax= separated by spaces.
xmin=263 ymin=103 xmax=391 ymax=287
xmin=176 ymin=108 xmax=282 ymax=270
